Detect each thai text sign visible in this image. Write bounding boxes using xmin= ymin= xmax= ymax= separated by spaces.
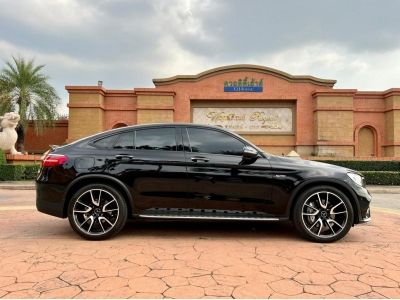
xmin=224 ymin=77 xmax=263 ymax=92
xmin=192 ymin=107 xmax=293 ymax=132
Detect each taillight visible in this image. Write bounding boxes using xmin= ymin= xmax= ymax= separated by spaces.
xmin=42 ymin=154 xmax=68 ymax=167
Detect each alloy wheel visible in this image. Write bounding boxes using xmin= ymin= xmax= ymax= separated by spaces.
xmin=301 ymin=191 xmax=348 ymax=239
xmin=72 ymin=188 xmax=120 ymax=236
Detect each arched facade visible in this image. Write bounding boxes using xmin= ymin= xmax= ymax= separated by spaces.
xmin=66 ymin=64 xmax=400 ymax=158
xmin=112 ymin=123 xmax=128 ymax=129
xmin=354 ymin=124 xmax=379 ymax=157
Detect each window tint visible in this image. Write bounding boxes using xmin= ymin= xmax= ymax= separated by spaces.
xmin=92 ymin=135 xmax=117 ymax=148
xmin=187 ymin=128 xmax=245 ymax=156
xmin=113 ymin=132 xmax=134 ymax=149
xmin=135 ymin=128 xmax=177 ymax=151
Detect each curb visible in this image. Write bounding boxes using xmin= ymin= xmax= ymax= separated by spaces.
xmin=367 ymin=186 xmax=400 ymax=194
xmin=0 ymin=185 xmax=35 ymax=190
xmin=0 ymin=181 xmax=35 ymax=190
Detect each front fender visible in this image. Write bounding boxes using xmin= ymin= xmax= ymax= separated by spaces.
xmin=286 ymin=178 xmax=361 ymax=223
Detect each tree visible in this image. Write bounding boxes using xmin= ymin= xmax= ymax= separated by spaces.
xmin=0 ymin=56 xmax=60 ymax=153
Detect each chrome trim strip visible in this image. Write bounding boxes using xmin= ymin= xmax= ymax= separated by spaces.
xmin=138 ymin=214 xmax=280 ymax=221
xmin=358 ymin=217 xmax=371 ymax=224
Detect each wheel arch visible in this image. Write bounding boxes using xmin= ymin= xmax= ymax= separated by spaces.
xmin=63 ymin=174 xmax=133 ymax=218
xmin=287 ymin=179 xmax=361 ymax=224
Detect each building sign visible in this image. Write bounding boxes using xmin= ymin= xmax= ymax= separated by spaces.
xmin=224 ymin=77 xmax=263 ymax=92
xmin=192 ymin=107 xmax=293 ymax=133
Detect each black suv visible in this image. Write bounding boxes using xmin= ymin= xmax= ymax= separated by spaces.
xmin=36 ymin=123 xmax=371 ymax=242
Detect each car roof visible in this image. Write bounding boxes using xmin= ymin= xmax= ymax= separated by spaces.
xmin=121 ymin=123 xmax=224 ymax=129
xmin=63 ymin=122 xmax=266 ymax=156
xmin=106 ymin=123 xmax=236 ymax=134
xmin=69 ymin=123 xmax=238 ymax=145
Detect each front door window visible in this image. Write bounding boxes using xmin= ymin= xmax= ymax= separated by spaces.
xmin=186 ymin=127 xmax=245 ymax=156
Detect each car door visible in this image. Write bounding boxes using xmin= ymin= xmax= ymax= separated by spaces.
xmin=183 ymin=126 xmax=277 ymax=216
xmin=102 ymin=127 xmax=189 ymax=214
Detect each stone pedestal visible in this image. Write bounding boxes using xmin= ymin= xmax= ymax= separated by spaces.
xmin=6 ymin=154 xmax=42 ymax=165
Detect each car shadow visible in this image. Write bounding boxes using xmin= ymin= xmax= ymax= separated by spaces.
xmin=116 ymin=219 xmax=302 ymax=241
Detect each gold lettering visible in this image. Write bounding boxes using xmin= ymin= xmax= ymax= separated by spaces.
xmin=199 ymin=108 xmax=290 ymax=132
xmin=249 ymin=112 xmax=280 ymax=124
xmin=206 ymin=111 xmax=245 ymax=122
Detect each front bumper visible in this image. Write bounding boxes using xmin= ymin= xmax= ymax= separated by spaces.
xmin=354 ymin=185 xmax=372 ymax=224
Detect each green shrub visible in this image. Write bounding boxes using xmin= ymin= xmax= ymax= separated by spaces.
xmin=361 ymin=171 xmax=400 ymax=185
xmin=0 ymin=149 xmax=6 ymax=165
xmin=316 ymin=160 xmax=400 ymax=171
xmin=24 ymin=164 xmax=40 ymax=179
xmin=0 ymin=164 xmax=26 ymax=180
xmin=0 ymin=163 xmax=40 ymax=180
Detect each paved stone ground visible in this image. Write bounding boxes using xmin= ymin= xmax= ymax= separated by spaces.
xmin=0 ymin=190 xmax=399 ymax=299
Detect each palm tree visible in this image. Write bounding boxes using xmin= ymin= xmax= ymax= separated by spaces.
xmin=0 ymin=57 xmax=60 ymax=153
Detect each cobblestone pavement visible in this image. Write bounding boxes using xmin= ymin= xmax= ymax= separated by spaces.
xmin=0 ymin=190 xmax=399 ymax=298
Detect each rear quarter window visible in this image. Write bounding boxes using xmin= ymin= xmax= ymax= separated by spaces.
xmin=92 ymin=135 xmax=118 ymax=148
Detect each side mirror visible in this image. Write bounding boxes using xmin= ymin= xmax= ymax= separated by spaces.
xmin=242 ymin=146 xmax=258 ymax=159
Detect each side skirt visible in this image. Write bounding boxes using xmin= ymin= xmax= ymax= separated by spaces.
xmin=137 ymin=208 xmax=285 ymax=221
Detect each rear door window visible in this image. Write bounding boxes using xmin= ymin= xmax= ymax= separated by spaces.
xmin=135 ymin=128 xmax=177 ymax=151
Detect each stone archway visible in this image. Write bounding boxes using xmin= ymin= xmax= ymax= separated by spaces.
xmin=112 ymin=123 xmax=128 ymax=129
xmin=358 ymin=126 xmax=376 ymax=157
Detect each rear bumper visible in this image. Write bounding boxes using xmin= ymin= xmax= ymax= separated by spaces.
xmin=36 ymin=181 xmax=67 ymax=218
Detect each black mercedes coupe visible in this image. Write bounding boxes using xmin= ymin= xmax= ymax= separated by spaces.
xmin=36 ymin=123 xmax=371 ymax=242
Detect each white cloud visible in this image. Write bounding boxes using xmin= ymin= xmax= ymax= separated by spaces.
xmin=0 ymin=39 xmax=106 ymax=70
xmin=145 ymin=39 xmax=400 ymax=91
xmin=0 ymin=0 xmax=399 ymax=118
xmin=150 ymin=0 xmax=218 ymax=40
xmin=148 ymin=35 xmax=207 ymax=77
xmin=0 ymin=0 xmax=100 ymax=33
xmin=141 ymin=0 xmax=224 ymax=77
xmin=255 ymin=43 xmax=400 ymax=90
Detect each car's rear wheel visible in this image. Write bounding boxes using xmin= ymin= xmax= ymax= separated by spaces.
xmin=293 ymin=185 xmax=354 ymax=243
xmin=68 ymin=184 xmax=128 ymax=240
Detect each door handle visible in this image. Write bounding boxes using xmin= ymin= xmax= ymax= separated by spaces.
xmin=115 ymin=154 xmax=135 ymax=160
xmin=191 ymin=156 xmax=209 ymax=162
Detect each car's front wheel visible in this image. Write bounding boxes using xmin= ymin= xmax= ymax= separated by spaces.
xmin=68 ymin=184 xmax=128 ymax=240
xmin=293 ymin=185 xmax=354 ymax=243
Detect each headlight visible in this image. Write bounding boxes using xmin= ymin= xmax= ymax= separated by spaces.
xmin=347 ymin=173 xmax=363 ymax=186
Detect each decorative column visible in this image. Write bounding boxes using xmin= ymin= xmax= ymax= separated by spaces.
xmin=135 ymin=89 xmax=175 ymax=124
xmin=66 ymin=86 xmax=105 ymax=142
xmin=384 ymin=89 xmax=400 ymax=157
xmin=312 ymin=90 xmax=356 ymax=157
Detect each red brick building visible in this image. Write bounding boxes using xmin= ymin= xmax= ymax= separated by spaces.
xmin=65 ymin=65 xmax=400 ymax=158
xmin=25 ymin=120 xmax=68 ymax=153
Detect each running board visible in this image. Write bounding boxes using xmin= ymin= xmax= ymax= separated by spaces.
xmin=138 ymin=208 xmax=281 ymax=221
xmin=139 ymin=214 xmax=280 ymax=221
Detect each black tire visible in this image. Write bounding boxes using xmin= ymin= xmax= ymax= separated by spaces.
xmin=293 ymin=185 xmax=354 ymax=243
xmin=68 ymin=184 xmax=128 ymax=240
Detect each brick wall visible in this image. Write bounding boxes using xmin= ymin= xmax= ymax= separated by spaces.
xmin=24 ymin=120 xmax=68 ymax=153
xmin=64 ymin=65 xmax=400 ymax=159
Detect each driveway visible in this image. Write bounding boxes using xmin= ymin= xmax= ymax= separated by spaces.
xmin=0 ymin=190 xmax=399 ymax=298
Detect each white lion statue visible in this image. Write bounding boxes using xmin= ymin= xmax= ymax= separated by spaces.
xmin=0 ymin=112 xmax=22 ymax=155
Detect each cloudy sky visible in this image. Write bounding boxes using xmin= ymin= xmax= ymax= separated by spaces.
xmin=0 ymin=0 xmax=399 ymax=114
